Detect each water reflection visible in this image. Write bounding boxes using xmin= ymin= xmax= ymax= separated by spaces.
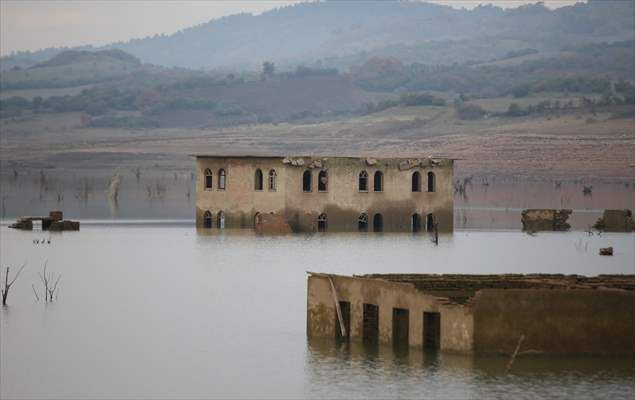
xmin=306 ymin=338 xmax=635 ymax=399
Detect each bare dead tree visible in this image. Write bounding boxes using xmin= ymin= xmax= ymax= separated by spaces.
xmin=2 ymin=264 xmax=26 ymax=306
xmin=38 ymin=262 xmax=61 ymax=303
xmin=32 ymin=284 xmax=40 ymax=302
xmin=107 ymin=173 xmax=121 ymax=203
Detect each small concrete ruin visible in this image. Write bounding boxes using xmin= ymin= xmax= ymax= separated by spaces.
xmin=521 ymin=209 xmax=571 ymax=231
xmin=307 ymin=272 xmax=635 ymax=355
xmin=593 ymin=209 xmax=634 ymax=232
xmin=9 ymin=211 xmax=80 ymax=231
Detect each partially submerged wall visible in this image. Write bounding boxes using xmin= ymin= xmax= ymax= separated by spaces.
xmin=307 ymin=274 xmax=473 ymax=353
xmin=196 ymin=156 xmax=454 ymax=232
xmin=472 ymin=289 xmax=635 ymax=355
xmin=308 ymin=273 xmax=635 ymax=356
xmin=594 ymin=209 xmax=634 ymax=232
xmin=521 ymin=209 xmax=571 ymax=231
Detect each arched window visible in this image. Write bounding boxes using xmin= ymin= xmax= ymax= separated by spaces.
xmin=203 ymin=210 xmax=212 ymax=228
xmin=412 ymin=171 xmax=421 ymax=192
xmin=303 ymin=170 xmax=312 ymax=192
xmin=204 ymin=168 xmax=213 ymax=189
xmin=359 ymin=171 xmax=368 ymax=192
xmin=412 ymin=213 xmax=422 ymax=232
xmin=427 ymin=172 xmax=436 ymax=192
xmin=255 ymin=169 xmax=263 ymax=191
xmin=218 ymin=168 xmax=226 ymax=190
xmin=374 ymin=171 xmax=383 ymax=192
xmin=268 ymin=170 xmax=277 ymax=191
xmin=318 ymin=170 xmax=328 ymax=192
xmin=218 ymin=211 xmax=225 ymax=229
xmin=426 ymin=214 xmax=435 ymax=232
xmin=317 ymin=213 xmax=327 ymax=232
xmin=373 ymin=213 xmax=383 ymax=232
xmin=358 ymin=213 xmax=368 ymax=231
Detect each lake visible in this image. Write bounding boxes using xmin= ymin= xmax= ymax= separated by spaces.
xmin=1 ymin=223 xmax=634 ymax=399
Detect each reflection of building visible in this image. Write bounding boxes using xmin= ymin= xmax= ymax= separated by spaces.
xmin=307 ymin=272 xmax=635 ymax=355
xmin=195 ymin=155 xmax=454 ymax=232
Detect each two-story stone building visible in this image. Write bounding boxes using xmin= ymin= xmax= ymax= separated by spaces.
xmin=195 ymin=155 xmax=454 ymax=233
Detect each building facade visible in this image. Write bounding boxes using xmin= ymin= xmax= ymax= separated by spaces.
xmin=307 ymin=273 xmax=635 ymax=355
xmin=195 ymin=155 xmax=454 ymax=232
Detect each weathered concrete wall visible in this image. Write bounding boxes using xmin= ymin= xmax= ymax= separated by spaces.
xmin=307 ymin=274 xmax=473 ymax=353
xmin=196 ymin=156 xmax=454 ymax=232
xmin=594 ymin=209 xmax=634 ymax=232
xmin=196 ymin=157 xmax=288 ymax=228
xmin=521 ymin=209 xmax=571 ymax=231
xmin=472 ymin=289 xmax=635 ymax=355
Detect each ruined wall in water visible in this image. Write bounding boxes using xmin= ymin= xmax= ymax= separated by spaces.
xmin=196 ymin=156 xmax=454 ymax=232
xmin=307 ymin=275 xmax=473 ymax=353
xmin=472 ymin=289 xmax=635 ymax=355
xmin=284 ymin=157 xmax=454 ymax=232
xmin=196 ymin=157 xmax=288 ymax=228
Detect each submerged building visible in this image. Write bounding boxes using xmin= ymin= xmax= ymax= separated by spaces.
xmin=307 ymin=273 xmax=635 ymax=355
xmin=195 ymin=155 xmax=454 ymax=232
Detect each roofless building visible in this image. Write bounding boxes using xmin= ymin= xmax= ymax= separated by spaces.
xmin=194 ymin=155 xmax=454 ymax=233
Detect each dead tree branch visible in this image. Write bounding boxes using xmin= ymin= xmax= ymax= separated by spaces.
xmin=2 ymin=263 xmax=26 ymax=306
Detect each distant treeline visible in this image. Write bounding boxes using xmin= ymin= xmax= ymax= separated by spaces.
xmin=351 ymin=41 xmax=635 ymax=97
xmin=362 ymin=92 xmax=446 ymax=114
xmin=0 ymin=86 xmax=244 ymax=122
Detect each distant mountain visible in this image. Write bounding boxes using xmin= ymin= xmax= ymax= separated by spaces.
xmin=1 ymin=0 xmax=633 ymax=71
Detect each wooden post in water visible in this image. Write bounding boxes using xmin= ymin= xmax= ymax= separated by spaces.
xmin=328 ymin=276 xmax=347 ymax=337
xmin=506 ymin=334 xmax=525 ymax=373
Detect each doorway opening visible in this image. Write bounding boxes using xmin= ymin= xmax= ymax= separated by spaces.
xmin=411 ymin=213 xmax=422 ymax=232
xmin=392 ymin=308 xmax=409 ymax=347
xmin=423 ymin=312 xmax=441 ymax=350
xmin=363 ymin=304 xmax=379 ymax=343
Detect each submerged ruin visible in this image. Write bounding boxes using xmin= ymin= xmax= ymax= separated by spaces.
xmin=194 ymin=155 xmax=454 ymax=233
xmin=9 ymin=211 xmax=79 ymax=231
xmin=594 ymin=209 xmax=634 ymax=232
xmin=521 ymin=209 xmax=571 ymax=231
xmin=307 ymin=272 xmax=635 ymax=355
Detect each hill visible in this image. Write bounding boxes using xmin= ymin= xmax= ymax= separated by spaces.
xmin=1 ymin=49 xmax=147 ymax=90
xmin=2 ymin=0 xmax=633 ymax=70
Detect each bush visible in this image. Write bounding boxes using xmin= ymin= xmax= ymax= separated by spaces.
xmin=455 ymin=102 xmax=486 ymax=120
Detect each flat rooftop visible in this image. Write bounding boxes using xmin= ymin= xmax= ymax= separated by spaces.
xmin=357 ymin=274 xmax=635 ymax=304
xmin=193 ymin=154 xmax=457 ymax=160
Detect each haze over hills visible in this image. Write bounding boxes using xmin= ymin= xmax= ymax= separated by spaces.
xmin=0 ymin=0 xmax=633 ymax=181
xmin=2 ymin=0 xmax=633 ymax=71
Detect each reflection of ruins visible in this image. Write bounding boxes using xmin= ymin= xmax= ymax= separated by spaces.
xmin=195 ymin=155 xmax=454 ymax=232
xmin=307 ymin=273 xmax=635 ymax=355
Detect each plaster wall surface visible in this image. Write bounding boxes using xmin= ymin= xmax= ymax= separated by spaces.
xmin=307 ymin=275 xmax=473 ymax=353
xmin=472 ymin=289 xmax=635 ymax=355
xmin=195 ymin=156 xmax=454 ymax=232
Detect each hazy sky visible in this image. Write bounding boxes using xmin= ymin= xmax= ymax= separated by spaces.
xmin=1 ymin=0 xmax=583 ymax=56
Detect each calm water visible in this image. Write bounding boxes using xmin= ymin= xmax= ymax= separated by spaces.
xmin=1 ymin=224 xmax=634 ymax=399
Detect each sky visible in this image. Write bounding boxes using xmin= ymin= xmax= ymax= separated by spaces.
xmin=1 ymin=0 xmax=584 ymax=56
